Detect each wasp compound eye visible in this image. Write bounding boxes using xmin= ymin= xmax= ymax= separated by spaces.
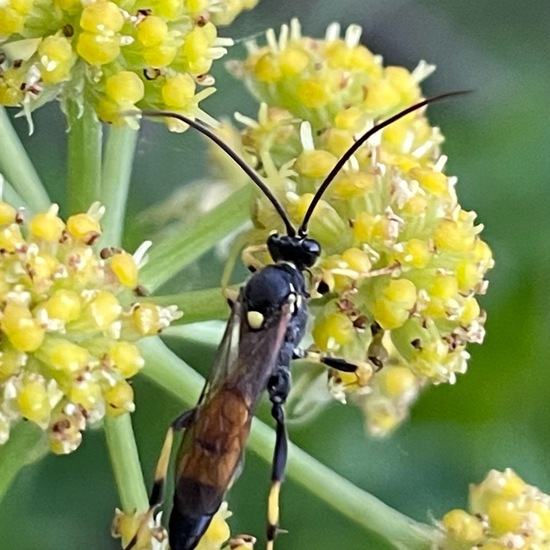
xmin=300 ymin=238 xmax=321 ymax=268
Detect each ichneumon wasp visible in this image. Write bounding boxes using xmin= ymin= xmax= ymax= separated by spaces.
xmin=124 ymin=90 xmax=466 ymax=550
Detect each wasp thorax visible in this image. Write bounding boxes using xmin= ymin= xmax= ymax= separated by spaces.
xmin=267 ymin=234 xmax=320 ymax=269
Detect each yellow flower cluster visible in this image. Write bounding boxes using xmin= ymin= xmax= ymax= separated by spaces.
xmin=0 ymin=201 xmax=180 ymax=454
xmin=223 ymin=20 xmax=493 ymax=435
xmin=0 ymin=0 xmax=254 ymax=126
xmin=440 ymin=469 xmax=550 ymax=549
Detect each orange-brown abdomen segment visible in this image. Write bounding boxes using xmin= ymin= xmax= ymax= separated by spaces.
xmin=169 ymin=387 xmax=252 ymax=550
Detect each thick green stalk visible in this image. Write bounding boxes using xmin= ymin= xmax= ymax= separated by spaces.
xmin=104 ymin=415 xmax=148 ymax=513
xmin=140 ymin=185 xmax=251 ymax=292
xmin=0 ymin=107 xmax=50 ymax=212
xmin=67 ymin=100 xmax=102 ymax=214
xmin=138 ymin=336 xmax=439 ymax=549
xmin=100 ymin=125 xmax=138 ymax=246
xmin=249 ymin=420 xmax=440 ymax=550
xmin=98 ymin=121 xmax=148 ymax=514
xmin=149 ymin=287 xmax=231 ymax=324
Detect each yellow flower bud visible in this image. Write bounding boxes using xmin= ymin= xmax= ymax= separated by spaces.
xmin=38 ymin=339 xmax=90 ymax=373
xmin=312 ymin=311 xmax=355 ymax=351
xmin=161 ymin=73 xmax=196 ymax=108
xmin=442 ymin=509 xmax=483 ymax=543
xmin=29 ymin=207 xmax=65 ymax=241
xmin=279 ymin=47 xmax=309 ymax=77
xmin=89 ymin=291 xmax=122 ymax=329
xmin=77 ymin=32 xmax=120 ymax=66
xmin=105 ymin=71 xmax=144 ymax=105
xmin=43 ymin=289 xmax=82 ymax=322
xmin=1 ymin=303 xmax=45 ymax=352
xmin=109 ymin=252 xmax=139 ymax=288
xmin=105 ymin=380 xmax=134 ymax=416
xmin=80 ymin=2 xmax=124 ymax=33
xmin=253 ymin=52 xmax=282 ymax=83
xmin=18 ymin=378 xmax=51 ymax=424
xmin=109 ymin=341 xmax=144 ymax=378
xmin=294 ymin=150 xmax=337 ymax=179
xmin=38 ymin=35 xmax=75 ymax=84
xmin=296 ymin=78 xmax=331 ymax=108
xmin=372 ymin=279 xmax=416 ymax=330
xmin=69 ymin=379 xmax=102 ymax=409
xmin=363 ymin=79 xmax=401 ymax=112
xmin=380 ymin=367 xmax=416 ymax=398
xmin=410 ymin=167 xmax=449 ymax=197
xmin=136 ymin=16 xmax=168 ymax=47
xmin=434 ymin=219 xmax=475 ymax=252
xmin=66 ymin=212 xmax=101 ymax=243
xmin=132 ymin=303 xmax=160 ymax=335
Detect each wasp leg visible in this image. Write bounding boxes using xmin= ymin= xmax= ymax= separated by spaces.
xmin=123 ymin=408 xmax=196 ymax=550
xmin=265 ymin=370 xmax=291 ymax=550
xmin=292 ymin=349 xmax=360 ymax=372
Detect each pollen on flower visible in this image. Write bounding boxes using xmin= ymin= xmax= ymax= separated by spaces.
xmin=216 ymin=18 xmax=493 ymax=436
xmin=0 ymin=200 xmax=181 ymax=454
xmin=438 ymin=469 xmax=550 ymax=549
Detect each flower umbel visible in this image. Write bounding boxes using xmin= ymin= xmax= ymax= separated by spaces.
xmin=439 ymin=469 xmax=550 ymax=549
xmin=217 ymin=20 xmax=493 ymax=435
xmin=0 ymin=201 xmax=180 ymax=453
xmin=0 ymin=0 xmax=252 ymax=127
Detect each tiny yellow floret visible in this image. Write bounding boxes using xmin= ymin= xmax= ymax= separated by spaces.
xmin=109 ymin=341 xmax=144 ymax=378
xmin=161 ymin=73 xmax=196 ymax=108
xmin=442 ymin=509 xmax=484 ymax=543
xmin=29 ymin=208 xmax=66 ymax=241
xmin=67 ymin=213 xmax=101 ymax=243
xmin=105 ymin=72 xmax=144 ymax=105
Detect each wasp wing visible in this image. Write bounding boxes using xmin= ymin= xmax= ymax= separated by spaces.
xmin=173 ymin=291 xmax=293 ymax=519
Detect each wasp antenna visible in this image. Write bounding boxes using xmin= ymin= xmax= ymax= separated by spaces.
xmin=298 ymin=89 xmax=472 ymax=237
xmin=140 ymin=110 xmax=297 ymax=238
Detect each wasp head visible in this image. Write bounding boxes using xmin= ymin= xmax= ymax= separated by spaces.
xmin=267 ymin=233 xmax=320 ymax=270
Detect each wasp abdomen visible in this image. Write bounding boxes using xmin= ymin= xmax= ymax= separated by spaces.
xmin=169 ymin=505 xmax=213 ymax=550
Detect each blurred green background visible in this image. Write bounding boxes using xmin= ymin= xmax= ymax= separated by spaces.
xmin=1 ymin=0 xmax=550 ymax=548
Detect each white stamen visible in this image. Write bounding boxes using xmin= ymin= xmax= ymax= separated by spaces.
xmin=344 ymin=24 xmax=362 ymax=48
xmin=290 ymin=18 xmax=302 ymax=41
xmin=299 ymin=121 xmax=315 ymax=152
xmin=325 ymin=22 xmax=340 ymax=41
xmin=133 ymin=240 xmax=152 ymax=267
xmin=411 ymin=60 xmax=436 ymax=83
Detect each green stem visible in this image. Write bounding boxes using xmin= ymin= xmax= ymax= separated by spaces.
xmin=97 ymin=121 xmax=147 ymax=515
xmin=138 ymin=337 xmax=439 ymax=549
xmin=0 ymin=422 xmax=48 ymax=502
xmin=249 ymin=421 xmax=440 ymax=550
xmin=1 ymin=177 xmax=29 ymax=211
xmin=0 ymin=107 xmax=50 ymax=213
xmin=104 ymin=415 xmax=148 ymax=513
xmin=149 ymin=287 xmax=231 ymax=324
xmin=100 ymin=125 xmax=138 ymax=246
xmin=140 ymin=185 xmax=251 ymax=292
xmin=138 ymin=337 xmax=204 ymax=405
xmin=67 ymin=100 xmax=102 ymax=214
